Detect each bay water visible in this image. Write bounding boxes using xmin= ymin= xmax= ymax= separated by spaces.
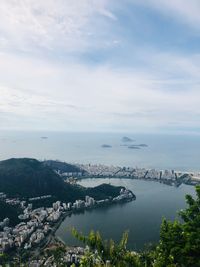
xmin=56 ymin=178 xmax=195 ymax=250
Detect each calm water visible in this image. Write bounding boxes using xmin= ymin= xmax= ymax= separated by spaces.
xmin=1 ymin=131 xmax=198 ymax=249
xmin=1 ymin=131 xmax=200 ymax=171
xmin=56 ymin=179 xmax=196 ymax=251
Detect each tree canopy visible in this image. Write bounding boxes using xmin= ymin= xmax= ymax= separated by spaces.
xmin=72 ymin=228 xmax=142 ymax=267
xmin=72 ymin=186 xmax=200 ymax=267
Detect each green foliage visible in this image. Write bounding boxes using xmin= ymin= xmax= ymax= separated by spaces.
xmin=71 ymin=228 xmax=142 ymax=267
xmin=71 ymin=186 xmax=200 ymax=267
xmin=0 ymin=158 xmax=83 ymax=201
xmin=0 ymin=252 xmax=9 ymax=265
xmin=85 ymin=184 xmax=129 ymax=200
xmin=152 ymin=185 xmax=200 ymax=267
xmin=0 ymin=158 xmax=122 ymax=203
xmin=0 ymin=200 xmax=21 ymax=226
xmin=43 ymin=160 xmax=84 ymax=174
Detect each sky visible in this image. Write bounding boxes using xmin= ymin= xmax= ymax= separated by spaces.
xmin=0 ymin=0 xmax=200 ymax=134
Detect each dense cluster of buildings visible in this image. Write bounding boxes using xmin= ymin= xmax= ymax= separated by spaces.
xmin=0 ymin=196 xmax=74 ymax=253
xmin=74 ymin=164 xmax=199 ymax=185
xmin=113 ymin=188 xmax=134 ymax=202
xmin=77 ymin=164 xmax=178 ymax=180
xmin=0 ymin=218 xmax=9 ymax=230
xmin=29 ymin=246 xmax=85 ymax=267
xmin=28 ymin=195 xmax=52 ymax=202
xmin=0 ymin=189 xmax=134 ymax=254
xmin=77 ymin=164 xmax=121 ymax=177
xmin=0 ymin=192 xmax=22 ymax=206
xmin=0 ymin=199 xmax=57 ymax=253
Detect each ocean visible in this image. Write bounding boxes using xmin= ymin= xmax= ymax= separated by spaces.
xmin=1 ymin=130 xmax=198 ymax=249
xmin=0 ymin=131 xmax=200 ymax=171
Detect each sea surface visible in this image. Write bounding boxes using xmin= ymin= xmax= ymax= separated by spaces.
xmin=56 ymin=179 xmax=196 ymax=250
xmin=1 ymin=131 xmax=198 ymax=250
xmin=1 ymin=131 xmax=200 ymax=171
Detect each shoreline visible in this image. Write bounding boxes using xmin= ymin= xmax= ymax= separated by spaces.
xmin=77 ymin=175 xmax=199 ymax=187
xmin=16 ymin=191 xmax=135 ymax=259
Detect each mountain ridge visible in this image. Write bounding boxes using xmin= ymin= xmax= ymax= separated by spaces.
xmin=0 ymin=158 xmax=125 ymax=203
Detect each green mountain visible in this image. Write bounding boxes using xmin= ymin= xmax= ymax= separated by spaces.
xmin=43 ymin=160 xmax=85 ymax=174
xmin=0 ymin=158 xmax=123 ymax=203
xmin=0 ymin=201 xmax=20 ymax=226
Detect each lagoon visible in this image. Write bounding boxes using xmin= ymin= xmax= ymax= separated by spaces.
xmin=56 ymin=179 xmax=195 ymax=251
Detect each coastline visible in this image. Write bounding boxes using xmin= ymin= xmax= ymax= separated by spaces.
xmin=77 ymin=175 xmax=197 ymax=187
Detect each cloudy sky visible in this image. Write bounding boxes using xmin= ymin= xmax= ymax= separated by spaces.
xmin=0 ymin=0 xmax=200 ymax=133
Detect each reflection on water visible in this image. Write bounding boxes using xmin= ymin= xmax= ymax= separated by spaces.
xmin=56 ymin=179 xmax=195 ymax=250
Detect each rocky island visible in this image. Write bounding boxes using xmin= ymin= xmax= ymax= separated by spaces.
xmin=128 ymin=145 xmax=141 ymax=149
xmin=101 ymin=144 xmax=112 ymax=148
xmin=121 ymin=136 xmax=134 ymax=142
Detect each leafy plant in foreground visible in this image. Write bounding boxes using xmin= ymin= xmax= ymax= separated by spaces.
xmin=72 ymin=186 xmax=200 ymax=267
xmin=71 ymin=228 xmax=142 ymax=267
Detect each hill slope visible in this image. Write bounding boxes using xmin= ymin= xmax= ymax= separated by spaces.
xmin=43 ymin=160 xmax=85 ymax=174
xmin=0 ymin=158 xmax=123 ymax=203
xmin=0 ymin=201 xmax=20 ymax=226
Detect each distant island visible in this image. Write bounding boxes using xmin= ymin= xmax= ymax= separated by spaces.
xmin=128 ymin=144 xmax=148 ymax=149
xmin=101 ymin=144 xmax=112 ymax=148
xmin=41 ymin=136 xmax=48 ymax=139
xmin=128 ymin=145 xmax=141 ymax=149
xmin=121 ymin=136 xmax=134 ymax=142
xmin=138 ymin=143 xmax=148 ymax=147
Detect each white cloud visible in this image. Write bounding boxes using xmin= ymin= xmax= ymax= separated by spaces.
xmin=0 ymin=0 xmax=115 ymax=52
xmin=0 ymin=1 xmax=200 ymax=133
xmin=134 ymin=0 xmax=200 ymax=30
xmin=0 ymin=49 xmax=200 ymax=132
